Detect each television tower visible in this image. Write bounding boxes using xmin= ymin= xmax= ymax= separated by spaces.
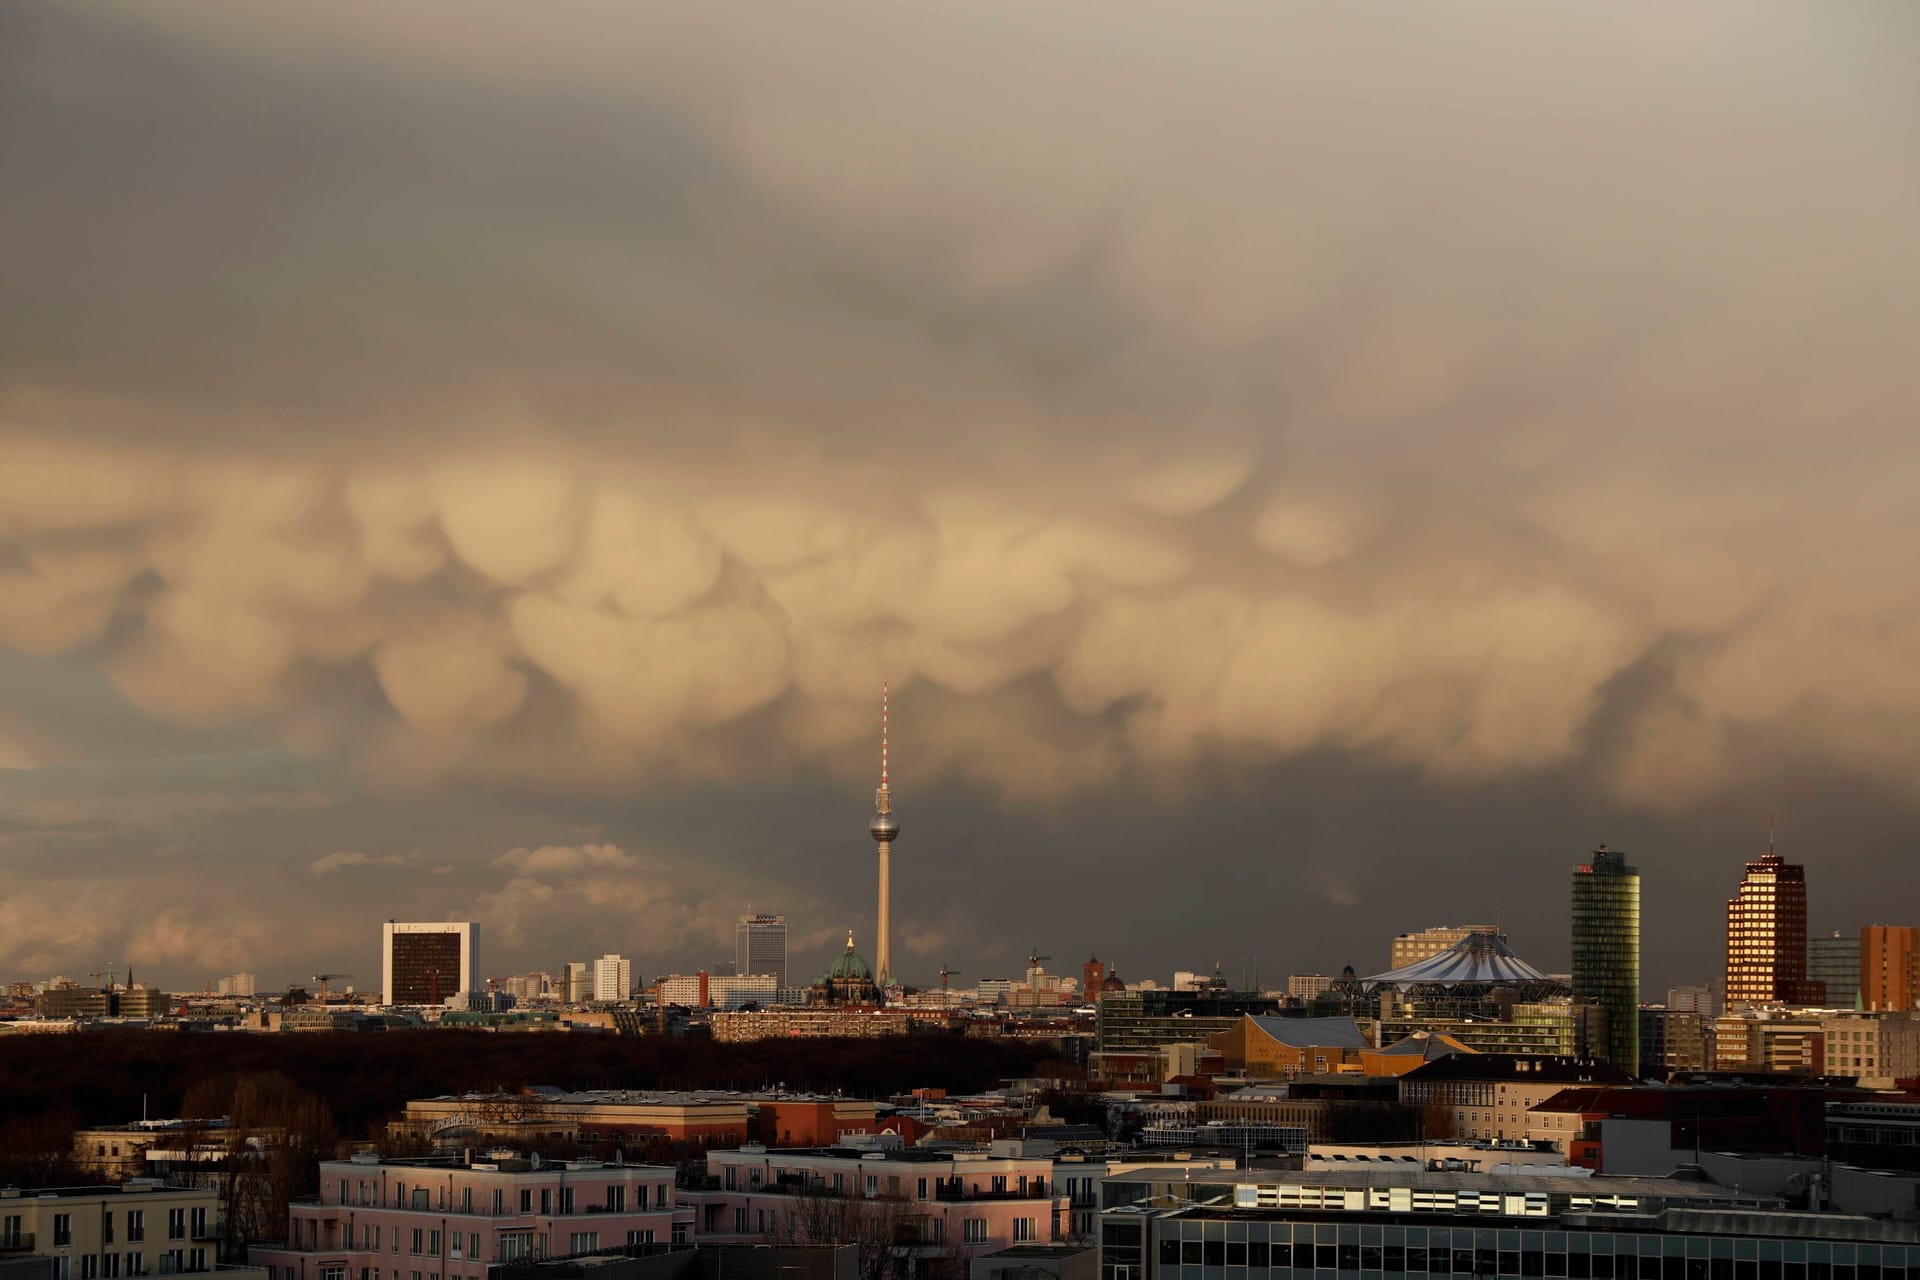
xmin=868 ymin=681 xmax=900 ymax=986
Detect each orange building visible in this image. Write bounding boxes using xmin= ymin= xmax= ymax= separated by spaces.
xmin=749 ymin=1097 xmax=879 ymax=1146
xmin=1208 ymin=1015 xmax=1370 ymax=1077
xmin=1862 ymin=925 xmax=1920 ymax=1012
xmin=1357 ymin=1030 xmax=1477 ymax=1077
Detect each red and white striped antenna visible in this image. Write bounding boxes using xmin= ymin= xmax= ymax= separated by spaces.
xmin=880 ymin=680 xmax=890 ymax=788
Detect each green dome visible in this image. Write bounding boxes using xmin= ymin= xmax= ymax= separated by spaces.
xmin=823 ymin=930 xmax=874 ymax=982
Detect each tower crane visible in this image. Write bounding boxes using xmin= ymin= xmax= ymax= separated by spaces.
xmin=312 ymin=973 xmax=353 ymax=1002
xmin=938 ymin=963 xmax=962 ymax=1009
xmin=1026 ymin=950 xmax=1051 ymax=1009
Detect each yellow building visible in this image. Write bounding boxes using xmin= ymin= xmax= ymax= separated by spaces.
xmin=0 ymin=1182 xmax=265 ymax=1280
xmin=1208 ymin=1015 xmax=1370 ymax=1077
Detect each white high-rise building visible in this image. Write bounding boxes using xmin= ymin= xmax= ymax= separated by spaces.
xmin=229 ymin=971 xmax=256 ymax=998
xmin=735 ymin=913 xmax=788 ymax=987
xmin=381 ymin=922 xmax=479 ymax=1006
xmin=594 ymin=954 xmax=633 ymax=1002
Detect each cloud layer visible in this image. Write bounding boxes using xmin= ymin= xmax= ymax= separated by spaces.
xmin=1 ymin=2 xmax=1917 ymax=986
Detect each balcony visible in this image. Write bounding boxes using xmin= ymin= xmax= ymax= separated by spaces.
xmin=931 ymin=1186 xmax=1052 ymax=1203
xmin=0 ymin=1235 xmax=34 ymax=1253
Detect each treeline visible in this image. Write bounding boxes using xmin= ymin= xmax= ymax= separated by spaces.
xmin=0 ymin=1030 xmax=1048 ymax=1142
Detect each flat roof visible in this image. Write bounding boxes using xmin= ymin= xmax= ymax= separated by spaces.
xmin=1100 ymin=1166 xmax=1772 ymax=1203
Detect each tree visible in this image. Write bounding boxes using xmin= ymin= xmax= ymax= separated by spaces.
xmin=771 ymin=1185 xmax=915 ymax=1280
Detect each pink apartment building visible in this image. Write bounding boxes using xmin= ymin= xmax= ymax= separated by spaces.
xmin=685 ymin=1144 xmax=1066 ymax=1274
xmin=250 ymin=1152 xmax=691 ymax=1280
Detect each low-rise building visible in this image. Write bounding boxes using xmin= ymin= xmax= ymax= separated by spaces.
xmin=685 ymin=1143 xmax=1065 ymax=1264
xmin=1397 ymin=1056 xmax=1631 ymax=1144
xmin=0 ymin=1181 xmax=247 ymax=1280
xmin=249 ymin=1152 xmax=688 ymax=1280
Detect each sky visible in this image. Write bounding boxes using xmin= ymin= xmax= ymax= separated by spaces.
xmin=1 ymin=2 xmax=1918 ymax=996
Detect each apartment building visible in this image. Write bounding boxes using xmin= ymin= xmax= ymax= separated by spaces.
xmin=248 ymin=1152 xmax=688 ymax=1280
xmin=0 ymin=1182 xmax=251 ymax=1280
xmin=686 ymin=1143 xmax=1066 ymax=1266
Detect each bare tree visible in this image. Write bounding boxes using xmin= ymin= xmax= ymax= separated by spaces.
xmin=770 ymin=1186 xmax=915 ymax=1280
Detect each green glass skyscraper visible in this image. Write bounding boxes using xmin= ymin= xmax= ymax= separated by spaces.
xmin=1572 ymin=844 xmax=1641 ymax=1071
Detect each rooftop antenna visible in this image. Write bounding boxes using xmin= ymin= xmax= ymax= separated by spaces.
xmin=1768 ymin=813 xmax=1777 ymax=857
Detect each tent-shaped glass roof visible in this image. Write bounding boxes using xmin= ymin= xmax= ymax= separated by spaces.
xmin=1363 ymin=931 xmax=1551 ymax=986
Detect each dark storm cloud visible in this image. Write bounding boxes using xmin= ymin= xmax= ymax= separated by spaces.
xmin=0 ymin=1 xmax=1918 ymax=987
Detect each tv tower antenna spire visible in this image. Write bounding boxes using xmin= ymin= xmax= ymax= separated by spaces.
xmin=869 ymin=681 xmax=900 ymax=986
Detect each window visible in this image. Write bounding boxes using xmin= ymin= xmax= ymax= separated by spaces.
xmin=461 ymin=1189 xmax=471 ymax=1215
xmin=128 ymin=1212 xmax=144 ymax=1243
xmin=558 ymin=1189 xmax=573 ymax=1215
xmin=468 ymin=1235 xmax=479 ymax=1260
xmin=127 ymin=1254 xmax=145 ymax=1276
xmin=992 ymin=1176 xmax=1007 ymax=1193
xmin=2 ymin=1215 xmax=20 ymax=1249
xmin=55 ymin=1214 xmax=73 ymax=1247
xmin=1014 ymin=1219 xmax=1036 ymax=1243
xmin=105 ymin=1255 xmax=122 ymax=1278
xmin=964 ymin=1220 xmax=988 ymax=1245
xmin=168 ymin=1211 xmax=186 ymax=1242
xmin=917 ymin=1179 xmax=928 ymax=1200
xmin=411 ymin=1230 xmax=424 ymax=1255
xmin=427 ymin=1232 xmax=441 ymax=1256
xmin=626 ymin=1232 xmax=654 ymax=1247
xmin=655 ymin=1185 xmax=668 ymax=1209
xmin=391 ymin=1228 xmax=400 ymax=1253
xmin=320 ymin=1268 xmax=346 ymax=1280
xmin=605 ymin=1187 xmax=624 ymax=1213
xmin=395 ymin=1184 xmax=407 ymax=1208
xmin=189 ymin=1211 xmax=206 ymax=1241
xmin=724 ymin=1167 xmax=736 ymax=1191
xmin=568 ymin=1234 xmax=597 ymax=1254
xmin=365 ymin=1226 xmax=379 ymax=1250
xmin=104 ymin=1214 xmax=116 ymax=1245
xmin=188 ymin=1251 xmax=205 ymax=1274
xmin=82 ymin=1258 xmax=99 ymax=1280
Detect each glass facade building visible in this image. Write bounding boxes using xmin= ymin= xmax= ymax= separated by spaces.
xmin=1572 ymin=846 xmax=1640 ymax=1070
xmin=735 ymin=913 xmax=788 ymax=987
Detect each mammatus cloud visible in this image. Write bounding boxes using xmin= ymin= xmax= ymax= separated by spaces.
xmin=0 ymin=3 xmax=1918 ymax=986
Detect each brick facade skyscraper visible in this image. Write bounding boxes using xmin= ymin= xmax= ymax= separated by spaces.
xmin=1724 ymin=839 xmax=1824 ymax=1009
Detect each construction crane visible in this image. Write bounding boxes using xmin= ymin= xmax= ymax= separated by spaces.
xmin=312 ymin=973 xmax=353 ymax=1002
xmin=1025 ymin=950 xmax=1051 ymax=1009
xmin=938 ymin=963 xmax=962 ymax=1009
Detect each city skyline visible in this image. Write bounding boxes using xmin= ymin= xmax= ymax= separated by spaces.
xmin=2 ymin=4 xmax=1918 ymax=991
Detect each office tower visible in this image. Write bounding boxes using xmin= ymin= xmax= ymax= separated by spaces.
xmin=736 ymin=913 xmax=789 ymax=987
xmin=381 ymin=921 xmax=479 ymax=1006
xmin=1809 ymin=931 xmax=1863 ymax=1009
xmin=1391 ymin=925 xmax=1505 ymax=971
xmin=564 ymin=961 xmax=591 ymax=1004
xmin=1723 ymin=837 xmax=1822 ymax=1008
xmin=867 ymin=682 xmax=900 ymax=986
xmin=1666 ymin=984 xmax=1716 ymax=1016
xmin=1862 ymin=925 xmax=1920 ymax=1012
xmin=1572 ymin=844 xmax=1641 ymax=1070
xmin=594 ymin=954 xmax=634 ymax=1002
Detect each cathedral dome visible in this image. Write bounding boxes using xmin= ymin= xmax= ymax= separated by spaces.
xmin=824 ymin=931 xmax=874 ymax=982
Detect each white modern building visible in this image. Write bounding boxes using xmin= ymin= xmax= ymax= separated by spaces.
xmin=595 ymin=954 xmax=634 ymax=1002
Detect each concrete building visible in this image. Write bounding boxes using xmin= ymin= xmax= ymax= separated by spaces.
xmin=1389 ymin=926 xmax=1504 ymax=972
xmin=1710 ymin=1009 xmax=1826 ymax=1073
xmin=1820 ymin=1011 xmax=1920 ymax=1083
xmin=1808 ymin=931 xmax=1862 ymax=1009
xmin=1724 ymin=844 xmax=1822 ymax=1008
xmin=250 ymin=1152 xmax=687 ymax=1280
xmin=1637 ymin=1008 xmax=1710 ymax=1079
xmin=1396 ymin=1055 xmax=1632 ymax=1144
xmin=656 ymin=974 xmax=780 ymax=1011
xmin=382 ymin=922 xmax=479 ymax=1007
xmin=1862 ymin=925 xmax=1920 ymax=1012
xmin=0 ymin=1181 xmax=251 ymax=1280
xmin=734 ymin=915 xmax=787 ymax=988
xmin=1286 ymin=976 xmax=1333 ymax=1001
xmin=708 ymin=1009 xmax=947 ymax=1042
xmin=1665 ymin=984 xmax=1715 ymax=1015
xmin=595 ymin=956 xmax=634 ymax=1003
xmin=1570 ymin=845 xmax=1640 ymax=1073
xmin=564 ymin=964 xmax=591 ymax=1005
xmin=688 ymin=1142 xmax=1064 ymax=1262
xmin=1091 ymin=1165 xmax=1915 ymax=1280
